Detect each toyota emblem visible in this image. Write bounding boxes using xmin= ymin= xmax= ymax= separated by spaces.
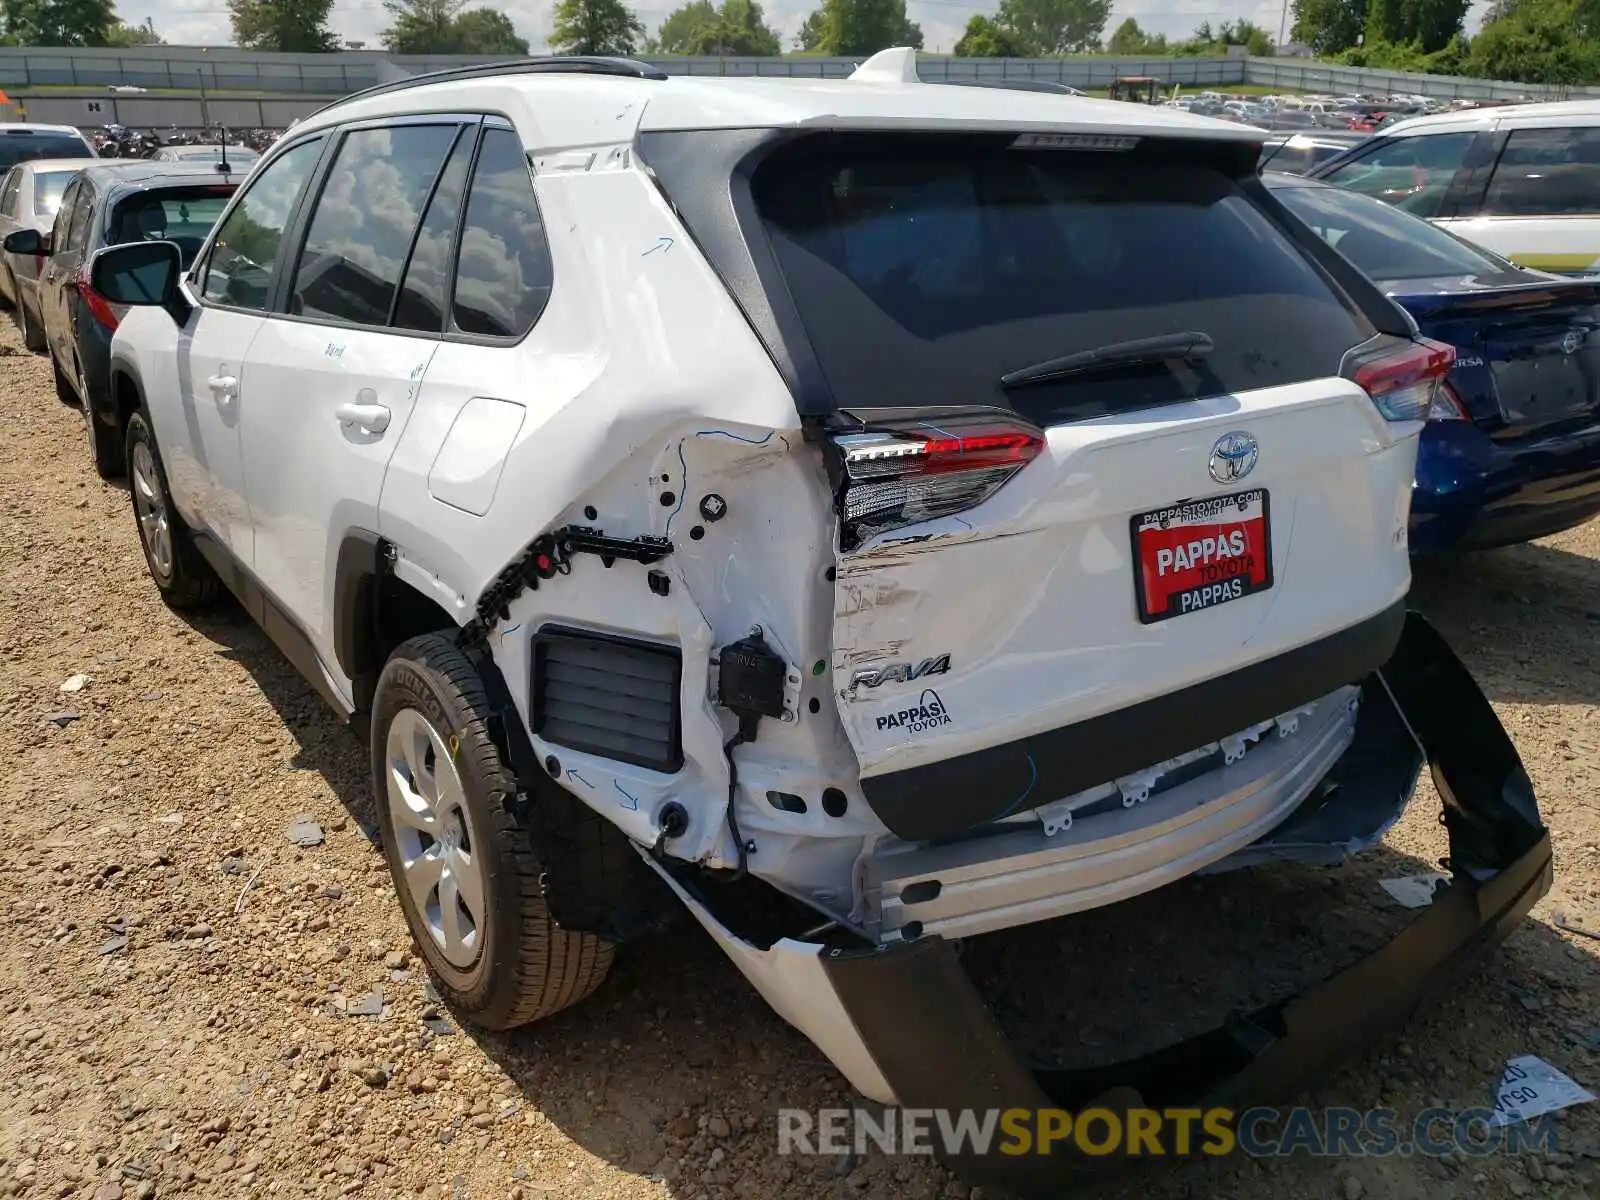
xmin=1562 ymin=329 xmax=1584 ymax=356
xmin=1209 ymin=432 xmax=1259 ymax=485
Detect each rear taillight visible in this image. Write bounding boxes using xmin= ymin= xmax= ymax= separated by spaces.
xmin=1429 ymin=380 xmax=1468 ymax=421
xmin=831 ymin=412 xmax=1044 ymax=549
xmin=1346 ymin=337 xmax=1455 ymax=422
xmin=74 ymin=267 xmax=123 ymax=332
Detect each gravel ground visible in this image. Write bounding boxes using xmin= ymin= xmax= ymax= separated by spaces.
xmin=1 ymin=312 xmax=1597 ymax=1200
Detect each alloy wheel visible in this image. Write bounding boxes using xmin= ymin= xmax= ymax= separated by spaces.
xmin=385 ymin=706 xmax=485 ymax=969
xmin=130 ymin=441 xmax=173 ymax=579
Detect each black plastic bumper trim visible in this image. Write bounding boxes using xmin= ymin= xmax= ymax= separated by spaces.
xmin=822 ymin=612 xmax=1550 ymax=1198
xmin=860 ymin=599 xmax=1407 ymax=841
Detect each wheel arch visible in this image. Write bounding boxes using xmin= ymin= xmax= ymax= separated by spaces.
xmin=333 ymin=530 xmax=462 ymax=714
xmin=107 ymin=354 xmax=145 ymax=435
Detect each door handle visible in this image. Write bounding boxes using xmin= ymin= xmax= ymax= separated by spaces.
xmin=335 ymin=401 xmax=391 ymax=434
xmin=207 ymin=374 xmax=238 ymax=397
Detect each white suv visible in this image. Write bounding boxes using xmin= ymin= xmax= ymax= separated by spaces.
xmin=96 ymin=49 xmax=1548 ymax=1188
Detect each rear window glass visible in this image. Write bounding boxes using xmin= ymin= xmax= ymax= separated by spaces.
xmin=752 ymin=134 xmax=1373 ymax=423
xmin=0 ymin=133 xmax=90 ymax=170
xmin=1272 ymin=181 xmax=1502 ymax=282
xmin=110 ymin=189 xmax=234 ymax=267
xmin=32 ymin=169 xmax=78 ymax=216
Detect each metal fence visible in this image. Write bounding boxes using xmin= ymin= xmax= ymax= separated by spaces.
xmin=1242 ymin=58 xmax=1598 ymax=101
xmin=1 ymin=45 xmax=1595 ymax=106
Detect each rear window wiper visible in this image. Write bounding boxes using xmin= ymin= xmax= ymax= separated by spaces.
xmin=1000 ymin=332 xmax=1215 ymax=388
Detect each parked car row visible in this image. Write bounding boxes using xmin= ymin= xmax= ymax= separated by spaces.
xmin=1 ymin=160 xmax=243 ymax=472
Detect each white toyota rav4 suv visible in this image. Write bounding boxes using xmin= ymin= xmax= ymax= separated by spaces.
xmin=97 ymin=50 xmax=1548 ymax=1191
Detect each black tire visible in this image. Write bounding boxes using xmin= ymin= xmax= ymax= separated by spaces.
xmin=85 ymin=404 xmax=125 ymax=480
xmin=0 ymin=267 xmax=14 ymax=313
xmin=16 ymin=296 xmax=45 ymax=353
xmin=124 ymin=410 xmax=221 ymax=609
xmin=372 ymin=634 xmax=615 ymax=1030
xmin=53 ymin=355 xmax=77 ymax=406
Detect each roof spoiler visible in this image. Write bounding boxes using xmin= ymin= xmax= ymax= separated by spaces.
xmin=849 ymin=47 xmax=919 ymax=84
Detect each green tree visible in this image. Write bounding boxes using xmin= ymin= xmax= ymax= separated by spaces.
xmin=993 ymin=0 xmax=1110 ymax=55
xmin=798 ymin=0 xmax=921 ymax=54
xmin=550 ymin=0 xmax=644 ymax=54
xmin=1290 ymin=0 xmax=1366 ymax=54
xmin=1100 ymin=15 xmax=1152 ymax=51
xmin=1465 ymin=0 xmax=1600 ymax=81
xmin=382 ymin=0 xmax=460 ymax=51
xmin=795 ymin=7 xmax=823 ymax=48
xmin=652 ymin=0 xmax=714 ymax=50
xmin=1 ymin=0 xmax=117 ymax=44
xmin=1365 ymin=0 xmax=1404 ymax=41
xmin=1402 ymin=0 xmax=1472 ymax=52
xmin=104 ymin=15 xmax=160 ymax=42
xmin=953 ymin=12 xmax=1027 ymax=54
xmin=229 ymin=0 xmax=338 ymax=50
xmin=1293 ymin=0 xmax=1466 ymax=54
xmin=651 ymin=0 xmax=779 ymax=53
xmin=451 ymin=8 xmax=527 ymax=51
xmin=383 ymin=0 xmax=529 ymax=52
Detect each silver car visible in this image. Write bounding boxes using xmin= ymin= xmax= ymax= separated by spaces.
xmin=0 ymin=157 xmax=99 ymax=351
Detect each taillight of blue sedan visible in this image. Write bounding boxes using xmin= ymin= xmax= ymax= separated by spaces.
xmin=1266 ymin=172 xmax=1600 ymax=553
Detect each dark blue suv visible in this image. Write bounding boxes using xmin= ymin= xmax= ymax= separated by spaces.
xmin=3 ymin=161 xmax=238 ymax=477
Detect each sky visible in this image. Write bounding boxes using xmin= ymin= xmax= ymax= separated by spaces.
xmin=116 ymin=0 xmax=1494 ymax=57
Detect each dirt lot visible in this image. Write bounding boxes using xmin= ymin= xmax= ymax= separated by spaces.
xmin=1 ymin=312 xmax=1597 ymax=1200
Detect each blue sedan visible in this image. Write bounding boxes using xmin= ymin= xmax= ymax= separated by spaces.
xmin=1265 ymin=172 xmax=1600 ymax=554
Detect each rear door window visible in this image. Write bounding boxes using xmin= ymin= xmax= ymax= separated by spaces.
xmin=63 ymin=181 xmax=94 ymax=251
xmin=1318 ymin=132 xmax=1474 ymax=218
xmin=391 ymin=127 xmax=475 ymax=333
xmin=449 ymin=127 xmax=552 ymax=339
xmin=753 ymin=134 xmax=1373 ymax=424
xmin=289 ymin=122 xmax=462 ymax=327
xmin=50 ymin=179 xmax=79 ymax=247
xmin=0 ymin=169 xmax=18 ymax=218
xmin=1482 ymin=127 xmax=1600 ymax=216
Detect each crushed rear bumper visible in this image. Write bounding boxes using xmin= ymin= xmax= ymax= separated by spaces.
xmin=657 ymin=612 xmax=1552 ymax=1197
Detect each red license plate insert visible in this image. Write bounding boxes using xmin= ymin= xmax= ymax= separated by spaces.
xmin=1131 ymin=489 xmax=1273 ymax=624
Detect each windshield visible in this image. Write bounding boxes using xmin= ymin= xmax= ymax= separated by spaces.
xmin=1272 ymin=180 xmax=1504 ymax=281
xmin=31 ymin=168 xmax=79 ymax=217
xmin=752 ymin=132 xmax=1372 ymax=423
xmin=0 ymin=133 xmax=91 ymax=170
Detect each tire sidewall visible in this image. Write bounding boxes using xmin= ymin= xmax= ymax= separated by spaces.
xmin=124 ymin=411 xmax=176 ymax=589
xmin=371 ymin=652 xmax=517 ymax=1011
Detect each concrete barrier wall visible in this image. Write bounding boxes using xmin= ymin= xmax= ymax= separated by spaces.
xmin=1 ymin=47 xmax=1592 ymax=128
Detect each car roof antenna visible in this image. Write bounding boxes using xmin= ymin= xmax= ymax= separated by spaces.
xmin=216 ymin=124 xmax=230 ymax=174
xmin=848 ymin=47 xmax=920 ymax=85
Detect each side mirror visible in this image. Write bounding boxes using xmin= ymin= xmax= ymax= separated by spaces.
xmin=3 ymin=228 xmax=44 ymax=255
xmin=89 ymin=240 xmax=182 ymax=307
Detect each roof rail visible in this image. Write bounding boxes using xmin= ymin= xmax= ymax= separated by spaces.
xmin=312 ymin=56 xmax=668 ymax=116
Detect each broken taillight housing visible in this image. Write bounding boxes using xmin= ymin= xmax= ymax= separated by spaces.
xmin=830 ymin=412 xmax=1045 ymax=549
xmin=1345 ymin=336 xmax=1456 ymax=423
